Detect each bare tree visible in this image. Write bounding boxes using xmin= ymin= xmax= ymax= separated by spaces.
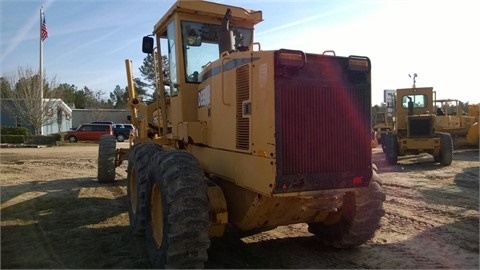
xmin=1 ymin=66 xmax=61 ymax=135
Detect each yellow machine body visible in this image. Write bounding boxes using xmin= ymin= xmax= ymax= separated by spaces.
xmin=373 ymin=111 xmax=393 ymax=142
xmin=434 ymin=99 xmax=477 ymax=147
xmin=391 ymin=87 xmax=440 ymax=156
xmin=124 ymin=0 xmax=378 ymax=238
xmin=466 ymin=104 xmax=479 ymax=146
xmin=117 ymin=1 xmax=386 ymax=267
xmin=125 ymin=0 xmax=373 ymax=233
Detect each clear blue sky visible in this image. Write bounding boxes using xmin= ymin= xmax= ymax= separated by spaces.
xmin=1 ymin=0 xmax=479 ymax=105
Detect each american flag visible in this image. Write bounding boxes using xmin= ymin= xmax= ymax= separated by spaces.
xmin=41 ymin=15 xmax=48 ymax=41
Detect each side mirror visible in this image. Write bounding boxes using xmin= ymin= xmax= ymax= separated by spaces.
xmin=142 ymin=36 xmax=154 ymax=54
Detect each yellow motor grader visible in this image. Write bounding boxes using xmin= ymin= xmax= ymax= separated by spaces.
xmin=373 ymin=111 xmax=394 ymax=144
xmin=381 ymin=87 xmax=453 ymax=165
xmin=434 ymin=99 xmax=477 ymax=148
xmin=373 ymin=111 xmax=393 ymax=152
xmin=97 ymin=0 xmax=385 ymax=268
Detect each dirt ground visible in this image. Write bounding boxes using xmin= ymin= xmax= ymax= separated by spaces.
xmin=1 ymin=143 xmax=479 ymax=269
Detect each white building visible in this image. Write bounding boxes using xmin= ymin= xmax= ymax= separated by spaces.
xmin=41 ymin=99 xmax=73 ymax=135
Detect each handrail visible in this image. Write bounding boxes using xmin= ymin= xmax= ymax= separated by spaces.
xmin=221 ymin=54 xmax=231 ymax=106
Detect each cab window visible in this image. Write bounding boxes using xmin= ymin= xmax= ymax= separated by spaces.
xmin=402 ymin=94 xmax=427 ymax=108
xmin=167 ymin=21 xmax=178 ymax=96
xmin=181 ymin=21 xmax=219 ymax=83
xmin=181 ymin=20 xmax=253 ymax=83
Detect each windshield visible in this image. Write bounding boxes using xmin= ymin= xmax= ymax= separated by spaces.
xmin=181 ymin=20 xmax=253 ymax=83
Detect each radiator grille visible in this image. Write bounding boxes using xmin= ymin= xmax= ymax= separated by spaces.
xmin=273 ymin=55 xmax=373 ymax=193
xmin=408 ymin=117 xmax=433 ymax=137
xmin=276 ymin=84 xmax=370 ymax=174
xmin=236 ymin=65 xmax=250 ymax=150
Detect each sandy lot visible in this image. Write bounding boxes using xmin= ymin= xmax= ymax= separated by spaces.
xmin=1 ymin=143 xmax=479 ymax=269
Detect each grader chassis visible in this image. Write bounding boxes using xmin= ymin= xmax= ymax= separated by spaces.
xmin=97 ymin=0 xmax=385 ymax=268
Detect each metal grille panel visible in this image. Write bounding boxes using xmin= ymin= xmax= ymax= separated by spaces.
xmin=274 ymin=80 xmax=372 ymax=191
xmin=236 ymin=65 xmax=250 ymax=150
xmin=408 ymin=117 xmax=433 ymax=137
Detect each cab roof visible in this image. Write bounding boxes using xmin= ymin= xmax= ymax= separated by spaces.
xmin=153 ymin=0 xmax=263 ymax=34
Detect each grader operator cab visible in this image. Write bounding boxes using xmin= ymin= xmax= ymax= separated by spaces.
xmin=97 ymin=0 xmax=386 ymax=268
xmin=381 ymin=87 xmax=453 ymax=165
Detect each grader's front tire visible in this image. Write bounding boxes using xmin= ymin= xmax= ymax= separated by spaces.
xmin=308 ymin=168 xmax=386 ymax=248
xmin=97 ymin=135 xmax=116 ymax=183
xmin=127 ymin=142 xmax=163 ymax=235
xmin=145 ymin=150 xmax=210 ymax=268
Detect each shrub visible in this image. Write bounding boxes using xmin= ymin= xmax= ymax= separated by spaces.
xmin=49 ymin=133 xmax=62 ymax=141
xmin=24 ymin=135 xmax=56 ymax=145
xmin=1 ymin=135 xmax=25 ymax=144
xmin=1 ymin=126 xmax=30 ymax=136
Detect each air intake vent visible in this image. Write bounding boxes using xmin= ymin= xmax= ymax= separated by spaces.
xmin=236 ymin=65 xmax=250 ymax=150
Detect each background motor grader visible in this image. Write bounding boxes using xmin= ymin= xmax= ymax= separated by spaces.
xmin=373 ymin=111 xmax=393 ymax=152
xmin=97 ymin=0 xmax=386 ymax=268
xmin=434 ymin=99 xmax=477 ymax=148
xmin=381 ymin=87 xmax=453 ymax=165
xmin=465 ymin=104 xmax=479 ymax=146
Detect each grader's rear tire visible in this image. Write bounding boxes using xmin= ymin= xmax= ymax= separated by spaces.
xmin=127 ymin=142 xmax=163 ymax=235
xmin=97 ymin=135 xmax=116 ymax=183
xmin=438 ymin=132 xmax=453 ymax=166
xmin=145 ymin=150 xmax=210 ymax=268
xmin=308 ymin=168 xmax=386 ymax=248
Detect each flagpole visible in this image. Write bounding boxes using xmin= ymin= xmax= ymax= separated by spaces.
xmin=39 ymin=7 xmax=44 ymax=135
